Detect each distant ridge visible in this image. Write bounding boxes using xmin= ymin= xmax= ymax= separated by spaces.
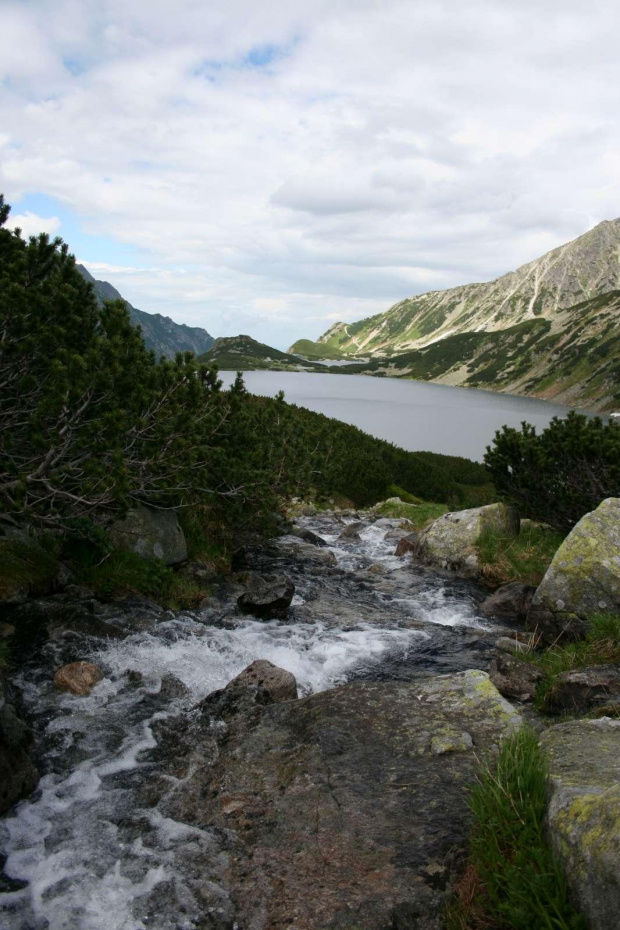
xmin=77 ymin=264 xmax=214 ymax=359
xmin=198 ymin=335 xmax=328 ymax=371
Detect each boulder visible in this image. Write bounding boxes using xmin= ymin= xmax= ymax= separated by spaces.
xmin=337 ymin=521 xmax=365 ymax=541
xmin=108 ymin=505 xmax=187 ymax=565
xmin=227 ymin=660 xmax=298 ymax=703
xmin=293 ymin=528 xmax=328 ymax=547
xmin=489 ymin=650 xmax=543 ymax=702
xmin=53 ymin=661 xmax=104 ymax=695
xmin=414 ymin=503 xmax=520 ymax=581
xmin=395 ymin=533 xmax=420 ymax=556
xmin=544 ymin=665 xmax=620 ymax=715
xmin=155 ymin=671 xmax=521 ymax=929
xmin=541 ymin=718 xmax=620 ymax=930
xmin=0 ymin=681 xmax=39 ymax=814
xmin=237 ymin=573 xmax=295 ymax=616
xmin=276 ymin=537 xmax=338 ymax=566
xmin=527 ymin=498 xmax=620 ymax=643
xmin=481 ymin=581 xmax=536 ymax=622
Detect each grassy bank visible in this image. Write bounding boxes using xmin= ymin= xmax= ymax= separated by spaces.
xmin=447 ymin=729 xmax=586 ymax=930
xmin=476 ymin=523 xmax=565 ymax=587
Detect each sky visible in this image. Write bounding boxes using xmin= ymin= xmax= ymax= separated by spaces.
xmin=1 ymin=0 xmax=620 ymax=349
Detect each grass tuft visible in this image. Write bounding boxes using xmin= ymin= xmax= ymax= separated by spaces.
xmin=476 ymin=524 xmax=565 ymax=587
xmin=447 ymin=728 xmax=586 ymax=929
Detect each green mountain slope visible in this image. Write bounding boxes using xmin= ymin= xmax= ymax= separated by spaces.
xmin=335 ymin=291 xmax=620 ymax=411
xmin=311 ymin=218 xmax=620 ymax=357
xmin=198 ymin=335 xmax=329 ymax=371
xmin=77 ymin=265 xmax=214 ymax=359
xmin=288 ymin=338 xmax=349 ymax=360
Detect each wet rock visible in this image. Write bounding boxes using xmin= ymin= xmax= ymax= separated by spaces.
xmin=489 ymin=650 xmax=543 ymax=702
xmin=542 ymin=717 xmax=620 ymax=930
xmin=338 ymin=521 xmax=365 ymax=541
xmin=160 ymin=671 xmax=520 ymax=930
xmin=544 ymin=664 xmax=620 ymax=715
xmin=0 ymin=679 xmax=39 ymax=814
xmin=367 ymin=563 xmax=385 ymax=575
xmin=227 ymin=660 xmax=298 ymax=703
xmin=395 ymin=533 xmax=420 ymax=557
xmin=276 ymin=537 xmax=338 ymax=566
xmin=157 ymin=673 xmax=190 ymax=703
xmin=237 ymin=573 xmax=295 ymax=616
xmin=53 ymin=661 xmax=104 ymax=695
xmin=293 ymin=528 xmax=328 ymax=547
xmin=481 ymin=581 xmax=535 ymax=621
xmin=527 ymin=498 xmax=620 ymax=643
xmin=415 ymin=503 xmax=520 ymax=581
xmin=495 ymin=634 xmax=534 ymax=654
xmin=108 ymin=505 xmax=188 ymax=565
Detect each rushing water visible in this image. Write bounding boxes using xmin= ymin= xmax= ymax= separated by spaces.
xmin=0 ymin=511 xmax=509 ymax=929
xmin=219 ymin=370 xmax=588 ymax=461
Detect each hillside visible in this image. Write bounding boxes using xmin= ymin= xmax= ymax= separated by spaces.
xmin=312 ymin=218 xmax=620 ymax=357
xmin=335 ymin=291 xmax=620 ymax=410
xmin=77 ymin=265 xmax=214 ymax=359
xmin=198 ymin=335 xmax=329 ymax=371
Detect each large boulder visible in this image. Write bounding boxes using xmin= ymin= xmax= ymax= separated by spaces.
xmin=237 ymin=573 xmax=295 ymax=617
xmin=541 ymin=718 xmax=620 ymax=930
xmin=108 ymin=505 xmax=187 ymax=565
xmin=0 ymin=679 xmax=39 ymax=814
xmin=527 ymin=498 xmax=620 ymax=643
xmin=414 ymin=503 xmax=520 ymax=580
xmin=154 ymin=671 xmax=521 ymax=929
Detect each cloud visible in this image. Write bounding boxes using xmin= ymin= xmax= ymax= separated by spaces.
xmin=10 ymin=211 xmax=62 ymax=238
xmin=1 ymin=0 xmax=620 ymax=347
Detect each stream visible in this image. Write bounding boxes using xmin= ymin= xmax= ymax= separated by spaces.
xmin=0 ymin=510 xmax=508 ymax=930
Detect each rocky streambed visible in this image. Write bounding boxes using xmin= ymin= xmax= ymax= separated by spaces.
xmin=0 ymin=511 xmax=534 ymax=929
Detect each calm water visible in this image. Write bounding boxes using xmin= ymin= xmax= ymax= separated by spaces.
xmin=219 ymin=371 xmax=590 ymax=461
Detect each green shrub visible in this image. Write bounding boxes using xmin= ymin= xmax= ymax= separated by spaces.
xmin=448 ymin=729 xmax=586 ymax=930
xmin=484 ymin=412 xmax=620 ymax=532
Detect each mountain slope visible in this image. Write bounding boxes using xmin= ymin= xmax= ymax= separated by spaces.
xmin=335 ymin=291 xmax=620 ymax=411
xmin=77 ymin=265 xmax=214 ymax=359
xmin=198 ymin=335 xmax=329 ymax=371
xmin=313 ymin=219 xmax=620 ymax=357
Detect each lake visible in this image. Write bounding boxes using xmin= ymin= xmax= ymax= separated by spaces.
xmin=219 ymin=371 xmax=590 ymax=461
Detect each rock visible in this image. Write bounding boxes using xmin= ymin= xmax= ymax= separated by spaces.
xmin=495 ymin=634 xmax=534 ymax=654
xmin=156 ymin=671 xmax=520 ymax=929
xmin=293 ymin=528 xmax=328 ymax=547
xmin=367 ymin=563 xmax=384 ymax=574
xmin=414 ymin=503 xmax=520 ymax=581
xmin=53 ymin=562 xmax=75 ymax=590
xmin=108 ymin=505 xmax=187 ymax=565
xmin=395 ymin=533 xmax=420 ymax=556
xmin=237 ymin=573 xmax=295 ymax=616
xmin=384 ymin=528 xmax=409 ymax=541
xmin=337 ymin=521 xmax=365 ymax=541
xmin=527 ymin=498 xmax=620 ymax=643
xmin=276 ymin=537 xmax=338 ymax=566
xmin=489 ymin=650 xmax=543 ymax=702
xmin=544 ymin=665 xmax=620 ymax=715
xmin=541 ymin=718 xmax=620 ymax=930
xmin=0 ymin=680 xmax=39 ymax=814
xmin=53 ymin=661 xmax=104 ymax=695
xmin=481 ymin=581 xmax=536 ymax=621
xmin=227 ymin=660 xmax=298 ymax=703
xmin=178 ymin=560 xmax=220 ymax=585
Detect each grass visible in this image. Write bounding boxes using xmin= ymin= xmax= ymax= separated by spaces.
xmin=518 ymin=614 xmax=620 ymax=713
xmin=447 ymin=729 xmax=586 ymax=930
xmin=374 ymin=498 xmax=449 ymax=527
xmin=476 ymin=524 xmax=566 ymax=587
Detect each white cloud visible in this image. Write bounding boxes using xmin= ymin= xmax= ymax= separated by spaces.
xmin=1 ymin=0 xmax=620 ymax=347
xmin=10 ymin=211 xmax=62 ymax=238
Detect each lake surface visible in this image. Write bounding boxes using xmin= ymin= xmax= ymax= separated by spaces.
xmin=219 ymin=371 xmax=589 ymax=461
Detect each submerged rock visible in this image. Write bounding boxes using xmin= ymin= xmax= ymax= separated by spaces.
xmin=414 ymin=503 xmax=520 ymax=581
xmin=237 ymin=573 xmax=295 ymax=616
xmin=158 ymin=671 xmax=521 ymax=929
xmin=527 ymin=498 xmax=620 ymax=643
xmin=108 ymin=505 xmax=188 ymax=565
xmin=542 ymin=718 xmax=620 ymax=930
xmin=53 ymin=661 xmax=104 ymax=695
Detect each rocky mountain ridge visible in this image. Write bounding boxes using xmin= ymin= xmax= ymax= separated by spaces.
xmin=77 ymin=264 xmax=214 ymax=359
xmin=198 ymin=334 xmax=328 ymax=371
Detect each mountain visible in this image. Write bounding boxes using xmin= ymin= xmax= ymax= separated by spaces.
xmin=308 ymin=219 xmax=620 ymax=358
xmin=198 ymin=335 xmax=329 ymax=372
xmin=334 ymin=291 xmax=620 ymax=411
xmin=77 ymin=265 xmax=214 ymax=359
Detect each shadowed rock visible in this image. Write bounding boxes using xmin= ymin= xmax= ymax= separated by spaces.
xmin=481 ymin=581 xmax=535 ymax=622
xmin=237 ymin=573 xmax=295 ymax=616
